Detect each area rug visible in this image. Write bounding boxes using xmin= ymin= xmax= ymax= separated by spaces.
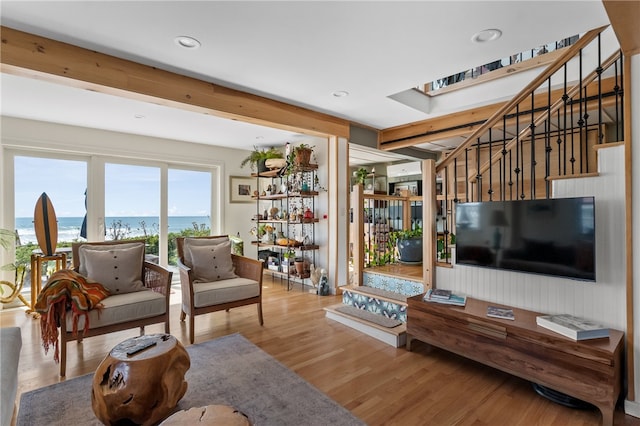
xmin=18 ymin=333 xmax=364 ymax=426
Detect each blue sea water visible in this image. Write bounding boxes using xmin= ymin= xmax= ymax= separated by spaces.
xmin=15 ymin=216 xmax=210 ymax=244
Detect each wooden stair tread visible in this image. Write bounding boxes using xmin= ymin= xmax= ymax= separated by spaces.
xmin=343 ymin=285 xmax=410 ymax=304
xmin=324 ymin=304 xmax=406 ymax=336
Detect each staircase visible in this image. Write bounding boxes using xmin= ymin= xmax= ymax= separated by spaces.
xmin=324 ymin=270 xmax=424 ymax=347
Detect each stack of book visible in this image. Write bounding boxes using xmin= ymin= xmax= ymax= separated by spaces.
xmin=423 ymin=288 xmax=467 ymax=306
xmin=536 ymin=314 xmax=609 ymax=340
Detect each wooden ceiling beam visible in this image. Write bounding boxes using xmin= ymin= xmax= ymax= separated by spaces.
xmin=0 ymin=26 xmax=350 ymax=138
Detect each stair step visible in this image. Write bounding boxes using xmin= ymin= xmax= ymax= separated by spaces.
xmin=362 ymin=271 xmax=425 ymax=296
xmin=324 ymin=304 xmax=406 ymax=348
xmin=343 ymin=285 xmax=409 ymax=304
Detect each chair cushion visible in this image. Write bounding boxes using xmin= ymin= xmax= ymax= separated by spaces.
xmin=66 ymin=289 xmax=166 ymax=331
xmin=183 ymin=237 xmax=229 ymax=268
xmin=191 ymin=277 xmax=260 ymax=309
xmin=188 ymin=241 xmax=237 ymax=283
xmin=78 ymin=243 xmax=145 ymax=294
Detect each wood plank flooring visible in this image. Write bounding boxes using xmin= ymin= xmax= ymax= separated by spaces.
xmin=1 ymin=275 xmax=637 ymax=425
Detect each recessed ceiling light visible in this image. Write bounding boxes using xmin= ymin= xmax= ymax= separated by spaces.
xmin=333 ymin=90 xmax=349 ymax=98
xmin=174 ymin=36 xmax=201 ymax=49
xmin=471 ymin=29 xmax=502 ymax=43
xmin=134 ymin=114 xmax=145 ymax=119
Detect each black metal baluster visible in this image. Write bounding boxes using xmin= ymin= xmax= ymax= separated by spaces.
xmin=597 ymin=34 xmax=604 ymax=146
xmin=614 ymin=58 xmax=620 ymax=141
xmin=454 ymin=158 xmax=459 ymax=204
xmin=570 ymin=92 xmax=576 ymax=175
xmin=545 ymin=77 xmax=552 ymax=199
xmin=556 ymin=109 xmax=562 ymax=176
xmin=476 ymin=138 xmax=482 ymax=202
xmin=583 ymin=85 xmax=590 ymax=172
xmin=488 ymin=128 xmax=493 ymax=201
xmin=530 ymin=91 xmax=536 ymax=199
xmin=465 ymin=148 xmax=470 ymax=203
xmin=515 ymin=105 xmax=521 ymax=199
xmin=578 ymin=49 xmax=584 ymax=173
xmin=562 ymin=63 xmax=568 ymax=175
xmin=508 ymin=150 xmax=513 ymax=201
xmin=502 ymin=115 xmax=507 ymax=201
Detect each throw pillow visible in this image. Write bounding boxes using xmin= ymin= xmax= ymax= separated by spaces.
xmin=78 ymin=242 xmax=144 ymax=277
xmin=183 ymin=236 xmax=229 ymax=268
xmin=79 ymin=243 xmax=145 ymax=294
xmin=187 ymin=240 xmax=237 ymax=282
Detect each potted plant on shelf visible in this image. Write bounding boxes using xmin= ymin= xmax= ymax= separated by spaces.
xmin=390 ymin=227 xmax=423 ymax=264
xmin=292 ymin=144 xmax=313 ymax=167
xmin=240 ymin=146 xmax=284 ymax=173
xmin=354 ymin=167 xmax=368 ymax=186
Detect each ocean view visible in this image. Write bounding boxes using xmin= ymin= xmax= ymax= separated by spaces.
xmin=15 ymin=216 xmax=210 ymax=244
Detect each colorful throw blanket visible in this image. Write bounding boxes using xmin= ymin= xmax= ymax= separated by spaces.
xmin=35 ymin=269 xmax=110 ymax=363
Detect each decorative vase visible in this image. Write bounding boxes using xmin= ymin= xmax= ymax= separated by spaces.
xmin=295 ymin=258 xmax=310 ymax=278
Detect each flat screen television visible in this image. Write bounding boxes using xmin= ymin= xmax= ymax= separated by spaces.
xmin=455 ymin=197 xmax=596 ymax=281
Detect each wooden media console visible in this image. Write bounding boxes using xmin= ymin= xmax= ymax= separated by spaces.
xmin=406 ymin=295 xmax=623 ymax=426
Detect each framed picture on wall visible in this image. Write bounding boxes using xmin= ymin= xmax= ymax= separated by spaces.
xmin=230 ymin=176 xmax=256 ymax=203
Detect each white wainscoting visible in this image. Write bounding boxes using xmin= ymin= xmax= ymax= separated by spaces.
xmin=437 ymin=145 xmax=626 ymax=332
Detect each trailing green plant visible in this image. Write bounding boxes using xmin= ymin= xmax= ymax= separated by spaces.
xmin=389 ymin=227 xmax=423 ymax=245
xmin=240 ymin=146 xmax=284 ymax=171
xmin=354 ymin=167 xmax=368 ymax=185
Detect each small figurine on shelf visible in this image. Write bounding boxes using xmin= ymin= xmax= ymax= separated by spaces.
xmin=304 ymin=207 xmax=314 ymax=221
xmin=319 ymin=269 xmax=330 ymax=296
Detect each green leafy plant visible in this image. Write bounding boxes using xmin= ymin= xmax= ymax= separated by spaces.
xmin=0 ymin=229 xmax=28 ymax=298
xmin=354 ymin=167 xmax=368 ymax=185
xmin=240 ymin=146 xmax=284 ymax=171
xmin=389 ymin=227 xmax=423 ymax=245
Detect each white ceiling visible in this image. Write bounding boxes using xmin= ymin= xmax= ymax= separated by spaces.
xmin=0 ymin=1 xmax=612 ymax=164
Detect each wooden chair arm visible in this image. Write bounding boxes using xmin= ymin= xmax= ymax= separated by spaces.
xmin=176 ymin=258 xmax=194 ymax=309
xmin=143 ymin=261 xmax=172 ymax=297
xmin=231 ymin=254 xmax=264 ymax=285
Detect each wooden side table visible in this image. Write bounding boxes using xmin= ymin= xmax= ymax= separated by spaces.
xmin=28 ymin=248 xmax=70 ymax=318
xmin=92 ymin=334 xmax=191 ymax=426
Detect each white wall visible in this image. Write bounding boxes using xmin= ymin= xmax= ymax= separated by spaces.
xmin=625 ymin=52 xmax=640 ymax=417
xmin=437 ymin=145 xmax=626 ymax=332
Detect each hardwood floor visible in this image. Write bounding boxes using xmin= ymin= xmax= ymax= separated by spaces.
xmin=1 ymin=275 xmax=637 ymax=425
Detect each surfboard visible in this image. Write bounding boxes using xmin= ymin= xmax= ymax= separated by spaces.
xmin=33 ymin=192 xmax=58 ymax=256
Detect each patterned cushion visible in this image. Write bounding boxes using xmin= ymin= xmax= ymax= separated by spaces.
xmin=187 ymin=241 xmax=237 ymax=282
xmin=79 ymin=243 xmax=145 ymax=294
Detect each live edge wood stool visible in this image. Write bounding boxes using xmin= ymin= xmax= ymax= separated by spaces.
xmin=92 ymin=334 xmax=190 ymax=426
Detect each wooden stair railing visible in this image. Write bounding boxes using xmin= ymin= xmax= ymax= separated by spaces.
xmin=431 ymin=24 xmax=624 ymax=265
xmin=436 ymin=25 xmax=608 ymax=173
xmin=471 ymin=50 xmax=621 ymax=185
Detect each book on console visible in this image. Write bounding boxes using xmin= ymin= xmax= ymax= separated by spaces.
xmin=487 ymin=306 xmax=515 ymax=320
xmin=423 ymin=289 xmax=466 ymax=306
xmin=430 ymin=289 xmax=452 ymax=300
xmin=536 ymin=314 xmax=609 ymax=340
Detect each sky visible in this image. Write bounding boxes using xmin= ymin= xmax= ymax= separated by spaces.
xmin=14 ymin=156 xmax=211 ymax=217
